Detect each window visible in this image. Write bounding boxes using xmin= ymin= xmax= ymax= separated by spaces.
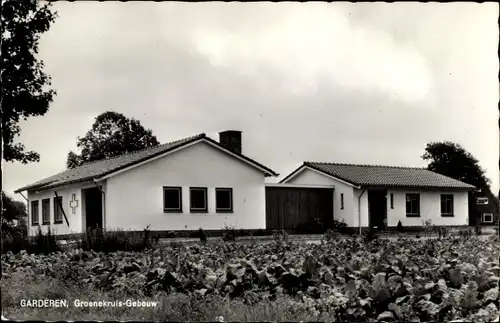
xmin=190 ymin=187 xmax=208 ymax=212
xmin=53 ymin=196 xmax=63 ymax=223
xmin=476 ymin=197 xmax=489 ymax=205
xmin=31 ymin=200 xmax=39 ymax=225
xmin=216 ymin=188 xmax=233 ymax=213
xmin=405 ymin=194 xmax=420 ymax=217
xmin=340 ymin=193 xmax=344 ymax=210
xmin=390 ymin=193 xmax=394 ymax=209
xmin=482 ymin=213 xmax=493 ymax=223
xmin=440 ymin=194 xmax=454 ymax=216
xmin=163 ymin=187 xmax=182 ymax=212
xmin=42 ymin=198 xmax=50 ymax=224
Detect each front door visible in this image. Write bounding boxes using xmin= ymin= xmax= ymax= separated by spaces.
xmin=84 ymin=187 xmax=103 ymax=230
xmin=368 ymin=190 xmax=387 ymax=229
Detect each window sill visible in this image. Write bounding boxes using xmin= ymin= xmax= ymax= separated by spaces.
xmin=190 ymin=210 xmax=208 ymax=214
xmin=216 ymin=209 xmax=234 ymax=214
xmin=54 ymin=221 xmax=64 ymax=224
xmin=441 ymin=214 xmax=454 ymax=217
xmin=42 ymin=222 xmax=50 ymax=225
xmin=31 ymin=223 xmax=40 ymax=227
xmin=406 ymin=214 xmax=420 ymax=217
xmin=164 ymin=209 xmax=183 ymax=213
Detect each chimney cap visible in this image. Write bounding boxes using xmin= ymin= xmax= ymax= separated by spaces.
xmin=219 ymin=130 xmax=242 ymax=134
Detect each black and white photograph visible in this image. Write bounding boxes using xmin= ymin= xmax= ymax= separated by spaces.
xmin=1 ymin=1 xmax=499 ymax=321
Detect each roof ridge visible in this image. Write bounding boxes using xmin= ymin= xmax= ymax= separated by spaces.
xmin=69 ymin=133 xmax=206 ymax=169
xmin=304 ymin=161 xmax=426 ymax=170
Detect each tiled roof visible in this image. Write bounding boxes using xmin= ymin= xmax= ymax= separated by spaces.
xmin=283 ymin=161 xmax=476 ymax=189
xmin=15 ymin=133 xmax=278 ymax=193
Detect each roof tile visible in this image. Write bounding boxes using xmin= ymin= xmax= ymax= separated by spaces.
xmin=302 ymin=161 xmax=475 ymax=189
xmin=17 ymin=133 xmax=279 ymax=193
xmin=16 ymin=134 xmax=206 ymax=192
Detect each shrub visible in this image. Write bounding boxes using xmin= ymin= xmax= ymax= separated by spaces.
xmin=362 ymin=229 xmax=379 ymax=242
xmin=221 ymin=224 xmax=236 ymax=242
xmin=272 ymin=229 xmax=288 ymax=244
xmin=332 ymin=219 xmax=348 ymax=234
xmin=166 ymin=231 xmax=177 ymax=238
xmin=397 ymin=220 xmax=404 ymax=233
xmin=199 ymin=228 xmax=207 ymax=244
xmin=78 ymin=227 xmax=157 ymax=253
xmin=2 ymin=226 xmax=61 ymax=255
xmin=324 ymin=229 xmax=339 ymax=242
xmin=435 ymin=226 xmax=449 ymax=239
xmin=474 ymin=225 xmax=482 ymax=236
xmin=459 ymin=228 xmax=473 ymax=239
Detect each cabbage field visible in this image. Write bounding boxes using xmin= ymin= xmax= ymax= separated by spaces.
xmin=2 ymin=236 xmax=499 ymax=322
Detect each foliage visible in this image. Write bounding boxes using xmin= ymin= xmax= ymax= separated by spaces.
xmin=66 ymin=111 xmax=160 ymax=168
xmin=2 ymin=237 xmax=498 ymax=322
xmin=362 ymin=229 xmax=379 ymax=242
xmin=222 ymin=224 xmax=236 ymax=242
xmin=78 ymin=227 xmax=158 ymax=253
xmin=459 ymin=228 xmax=474 ymax=239
xmin=166 ymin=231 xmax=177 ymax=238
xmin=2 ymin=227 xmax=61 ymax=255
xmin=422 ymin=141 xmax=491 ymax=189
xmin=397 ymin=221 xmax=404 ymax=233
xmin=422 ymin=219 xmax=433 ymax=237
xmin=1 ymin=0 xmax=57 ymax=163
xmin=332 ymin=219 xmax=348 ymax=234
xmin=324 ymin=229 xmax=339 ymax=242
xmin=435 ymin=226 xmax=449 ymax=239
xmin=422 ymin=141 xmax=494 ymax=226
xmin=1 ymin=192 xmax=27 ymax=237
xmin=199 ymin=228 xmax=207 ymax=244
xmin=272 ymin=229 xmax=289 ymax=245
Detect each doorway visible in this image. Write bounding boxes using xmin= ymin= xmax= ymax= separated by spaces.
xmin=368 ymin=189 xmax=387 ymax=229
xmin=83 ymin=187 xmax=103 ymax=230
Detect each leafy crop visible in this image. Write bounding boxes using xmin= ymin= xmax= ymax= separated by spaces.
xmin=2 ymin=236 xmax=499 ymax=322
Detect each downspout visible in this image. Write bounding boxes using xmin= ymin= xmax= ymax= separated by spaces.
xmin=93 ymin=179 xmax=105 ymax=230
xmin=358 ymin=188 xmax=366 ymax=235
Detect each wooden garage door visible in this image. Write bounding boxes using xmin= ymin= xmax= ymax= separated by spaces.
xmin=265 ymin=186 xmax=334 ymax=230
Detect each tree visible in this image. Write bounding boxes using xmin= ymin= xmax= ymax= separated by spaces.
xmin=66 ymin=111 xmax=160 ymax=168
xmin=1 ymin=191 xmax=27 ymax=234
xmin=422 ymin=141 xmax=491 ymax=189
xmin=422 ymin=141 xmax=492 ymax=225
xmin=1 ymin=0 xmax=57 ymax=163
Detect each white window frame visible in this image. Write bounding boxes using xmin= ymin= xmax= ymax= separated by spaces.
xmin=406 ymin=193 xmax=420 ymax=217
xmin=41 ymin=198 xmax=51 ymax=225
xmin=476 ymin=197 xmax=489 ymax=205
xmin=215 ymin=188 xmax=233 ymax=213
xmin=163 ymin=186 xmax=182 ymax=213
xmin=440 ymin=194 xmax=454 ymax=216
xmin=482 ymin=213 xmax=493 ymax=223
xmin=189 ymin=187 xmax=208 ymax=213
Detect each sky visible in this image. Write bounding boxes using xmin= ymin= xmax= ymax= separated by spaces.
xmin=3 ymin=2 xmax=499 ymax=201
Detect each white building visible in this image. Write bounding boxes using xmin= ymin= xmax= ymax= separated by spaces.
xmin=15 ymin=131 xmax=278 ymax=236
xmin=279 ymin=162 xmax=475 ymax=231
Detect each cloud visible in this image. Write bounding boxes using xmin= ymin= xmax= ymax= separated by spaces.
xmin=3 ymin=2 xmax=499 ymax=200
xmin=190 ymin=3 xmax=433 ymax=102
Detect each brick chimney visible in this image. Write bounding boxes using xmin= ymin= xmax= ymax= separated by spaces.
xmin=219 ymin=130 xmax=242 ymax=154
